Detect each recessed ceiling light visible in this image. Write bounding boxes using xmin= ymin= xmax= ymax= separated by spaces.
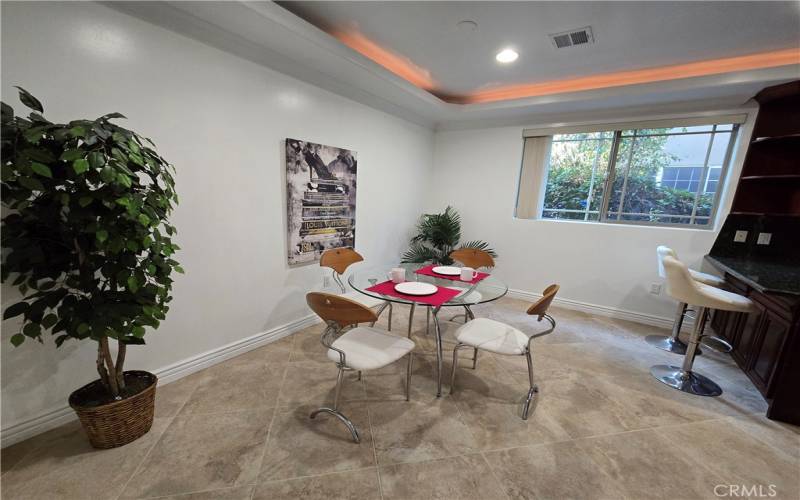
xmin=496 ymin=48 xmax=518 ymax=63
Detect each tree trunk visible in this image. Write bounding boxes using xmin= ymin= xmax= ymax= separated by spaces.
xmin=99 ymin=337 xmax=120 ymax=397
xmin=96 ymin=342 xmax=110 ymax=389
xmin=115 ymin=341 xmax=127 ymax=391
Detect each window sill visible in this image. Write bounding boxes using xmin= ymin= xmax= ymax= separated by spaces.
xmin=515 ymin=216 xmax=716 ymax=231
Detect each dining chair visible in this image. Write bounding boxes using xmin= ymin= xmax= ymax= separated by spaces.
xmin=306 ymin=292 xmax=415 ymax=443
xmin=450 ymin=284 xmax=559 ymax=420
xmin=446 ymin=248 xmax=496 ymax=368
xmin=320 ymin=247 xmax=393 ymax=330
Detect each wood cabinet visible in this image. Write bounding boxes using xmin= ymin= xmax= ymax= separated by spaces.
xmin=710 ymin=275 xmax=799 ymax=423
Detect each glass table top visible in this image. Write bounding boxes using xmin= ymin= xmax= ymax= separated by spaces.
xmin=347 ymin=263 xmax=508 ymax=307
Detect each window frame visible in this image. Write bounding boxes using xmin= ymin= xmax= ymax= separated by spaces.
xmin=536 ymin=122 xmax=740 ymax=229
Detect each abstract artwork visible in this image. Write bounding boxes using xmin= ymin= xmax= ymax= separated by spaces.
xmin=285 ymin=138 xmax=357 ymax=265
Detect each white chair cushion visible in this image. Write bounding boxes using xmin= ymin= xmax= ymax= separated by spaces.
xmin=689 ymin=269 xmax=725 ymax=288
xmin=694 ymin=282 xmax=757 ymax=313
xmin=327 ymin=326 xmax=415 ymax=371
xmin=340 ymin=290 xmax=385 ymax=309
xmin=455 ymin=317 xmax=529 ymax=355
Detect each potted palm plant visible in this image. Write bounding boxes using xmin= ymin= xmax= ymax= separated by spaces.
xmin=1 ymin=88 xmax=182 ymax=448
xmin=401 ymin=206 xmax=496 ymax=265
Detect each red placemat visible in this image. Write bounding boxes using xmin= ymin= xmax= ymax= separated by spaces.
xmin=415 ymin=264 xmax=490 ymax=285
xmin=365 ymin=280 xmax=461 ymax=307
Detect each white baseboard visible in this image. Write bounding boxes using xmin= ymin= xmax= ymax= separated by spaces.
xmin=1 ymin=313 xmax=321 ymax=448
xmin=502 ymin=287 xmax=693 ymax=332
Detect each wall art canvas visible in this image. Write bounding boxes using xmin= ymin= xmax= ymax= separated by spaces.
xmin=285 ymin=138 xmax=357 ymax=265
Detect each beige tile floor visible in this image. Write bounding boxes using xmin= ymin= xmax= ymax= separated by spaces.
xmin=2 ymin=297 xmax=799 ymax=500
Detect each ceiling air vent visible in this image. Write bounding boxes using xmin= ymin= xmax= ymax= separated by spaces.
xmin=549 ymin=26 xmax=594 ymax=49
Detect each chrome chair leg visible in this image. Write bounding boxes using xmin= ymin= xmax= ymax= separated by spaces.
xmin=357 ymin=371 xmax=362 ymax=381
xmin=405 ymin=353 xmax=413 ymax=401
xmin=431 ymin=306 xmax=444 ymax=397
xmin=521 ymin=349 xmax=539 ymax=420
xmin=651 ymin=306 xmax=722 ymax=397
xmin=426 ymin=307 xmax=430 ymax=335
xmin=387 ymin=302 xmax=393 ymax=331
xmin=310 ymin=365 xmax=361 ymax=443
xmin=310 ymin=408 xmax=360 ymax=443
xmin=472 ymin=348 xmax=479 ymax=369
xmin=408 ymin=302 xmax=416 ymax=338
xmin=450 ymin=342 xmax=462 ymax=393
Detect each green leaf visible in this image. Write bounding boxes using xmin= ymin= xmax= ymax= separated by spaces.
xmin=23 ymin=322 xmax=41 ymax=338
xmin=88 ymin=151 xmax=105 ymax=169
xmin=132 ymin=325 xmax=145 ymax=337
xmin=72 ymin=159 xmax=89 ymax=174
xmin=96 ymin=230 xmax=109 ymax=243
xmin=127 ymin=276 xmax=140 ymax=293
xmin=59 ymin=193 xmax=70 ymax=205
xmin=117 ymin=174 xmax=132 ymax=188
xmin=69 ymin=126 xmax=86 ymax=137
xmin=18 ymin=176 xmax=44 ymax=191
xmin=41 ymin=313 xmax=58 ymax=329
xmin=79 ymin=196 xmax=93 ymax=207
xmin=10 ymin=333 xmax=25 ymax=347
xmin=174 ymin=265 xmax=185 ymax=274
xmin=60 ymin=149 xmax=83 ymax=161
xmin=137 ymin=214 xmax=151 ymax=226
xmin=30 ymin=162 xmax=53 ymax=178
xmin=15 ymin=86 xmax=43 ymax=113
xmin=3 ymin=302 xmax=29 ymax=320
xmin=77 ymin=323 xmax=90 ymax=335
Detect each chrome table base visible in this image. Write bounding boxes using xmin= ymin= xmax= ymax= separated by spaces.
xmin=650 ymin=364 xmax=722 ymax=397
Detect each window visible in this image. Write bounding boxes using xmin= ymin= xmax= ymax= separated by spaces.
xmin=517 ymin=118 xmax=741 ymax=227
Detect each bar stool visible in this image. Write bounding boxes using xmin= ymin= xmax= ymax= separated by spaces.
xmin=646 ymin=246 xmax=725 ymax=355
xmin=650 ymin=256 xmax=755 ymax=396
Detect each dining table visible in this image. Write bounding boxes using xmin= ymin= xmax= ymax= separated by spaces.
xmin=348 ymin=263 xmax=508 ymax=397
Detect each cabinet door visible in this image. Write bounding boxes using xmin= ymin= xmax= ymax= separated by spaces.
xmin=750 ymin=310 xmax=791 ymax=396
xmin=732 ymin=304 xmax=766 ymax=368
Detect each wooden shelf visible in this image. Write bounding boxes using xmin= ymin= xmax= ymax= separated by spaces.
xmin=740 ymin=174 xmax=800 ymax=180
xmin=751 ymin=134 xmax=800 ymax=145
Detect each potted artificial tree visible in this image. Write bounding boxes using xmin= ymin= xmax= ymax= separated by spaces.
xmin=1 ymin=88 xmax=182 ymax=448
xmin=401 ymin=206 xmax=496 ymax=265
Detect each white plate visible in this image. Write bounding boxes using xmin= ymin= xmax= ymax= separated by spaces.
xmin=395 ymin=282 xmax=438 ymax=296
xmin=432 ymin=266 xmax=461 ymax=276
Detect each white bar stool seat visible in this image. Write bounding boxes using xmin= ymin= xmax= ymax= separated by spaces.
xmin=646 ymin=246 xmax=725 ymax=355
xmin=650 ymin=256 xmax=756 ymax=397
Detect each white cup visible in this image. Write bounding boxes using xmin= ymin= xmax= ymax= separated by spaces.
xmin=460 ymin=267 xmax=478 ymax=281
xmin=388 ymin=267 xmax=406 ymax=284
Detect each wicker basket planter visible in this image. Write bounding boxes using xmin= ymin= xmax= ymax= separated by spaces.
xmin=69 ymin=370 xmax=157 ymax=449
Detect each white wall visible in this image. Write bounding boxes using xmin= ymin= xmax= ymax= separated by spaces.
xmin=1 ymin=2 xmax=434 ymax=441
xmin=429 ymin=111 xmax=754 ymax=321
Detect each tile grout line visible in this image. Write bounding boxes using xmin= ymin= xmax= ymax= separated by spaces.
xmin=364 ymin=396 xmax=385 ymax=500
xmin=249 ymin=361 xmax=292 ymax=498
xmin=113 ymin=376 xmax=204 ymax=500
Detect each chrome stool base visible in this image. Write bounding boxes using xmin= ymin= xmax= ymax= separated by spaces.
xmin=645 ymin=334 xmax=688 ymax=354
xmin=645 ymin=334 xmax=702 ymax=356
xmin=650 ymin=364 xmax=722 ymax=397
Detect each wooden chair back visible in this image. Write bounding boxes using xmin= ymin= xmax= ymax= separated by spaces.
xmin=449 ymin=248 xmax=495 ymax=269
xmin=527 ymin=284 xmax=560 ymax=319
xmin=306 ymin=292 xmax=378 ymax=327
xmin=320 ymin=247 xmax=364 ymax=275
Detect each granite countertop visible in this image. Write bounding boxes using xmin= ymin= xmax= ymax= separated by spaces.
xmin=705 ymin=255 xmax=800 ymax=296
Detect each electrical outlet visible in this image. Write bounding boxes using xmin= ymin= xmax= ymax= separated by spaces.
xmin=757 ymin=232 xmax=772 ymax=245
xmin=734 ymin=230 xmax=748 ymax=243
xmin=650 ymin=283 xmax=662 ymax=295
xmin=323 ymin=276 xmax=331 ymax=288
